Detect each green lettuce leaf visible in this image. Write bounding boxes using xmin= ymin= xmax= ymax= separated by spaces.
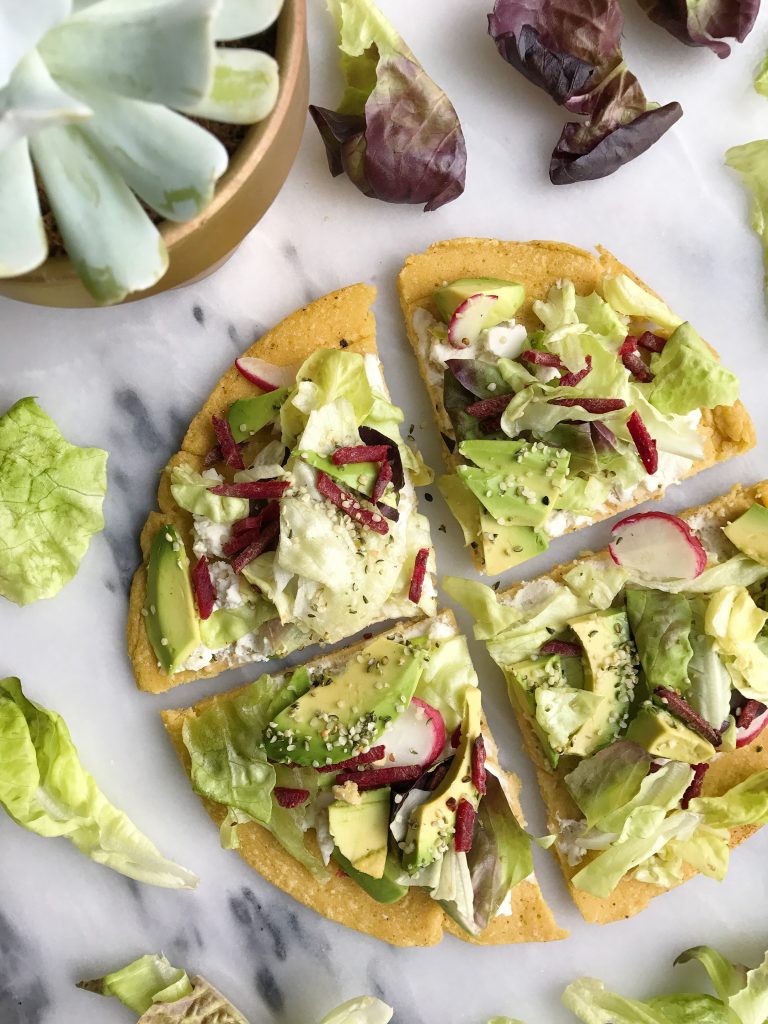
xmin=687 ymin=633 xmax=732 ymax=730
xmin=687 ymin=771 xmax=768 ymax=828
xmin=535 ymin=686 xmax=604 ymax=753
xmin=633 ymin=555 xmax=768 ymax=595
xmin=77 ymin=954 xmax=192 ymax=1013
xmin=676 ymin=943 xmax=768 ymax=1024
xmin=443 ymin=577 xmax=520 ymax=640
xmin=169 ymin=465 xmax=248 ymax=523
xmin=0 ymin=397 xmax=108 ymax=605
xmin=626 ymin=589 xmax=693 ymax=694
xmin=647 ymin=995 xmax=732 ymax=1024
xmin=415 ymin=632 xmax=478 ymax=733
xmin=269 ymin=763 xmax=330 ymax=882
xmin=0 ymin=677 xmax=196 ymax=888
xmin=649 ymin=324 xmax=739 ymax=415
xmin=563 ymin=559 xmax=628 ymax=610
xmin=318 ymin=997 xmax=394 ymax=1024
xmin=675 ymin=946 xmax=749 ymax=1002
xmin=602 ymin=274 xmax=684 ymax=332
xmin=563 ymin=977 xmax=674 ymax=1024
xmin=280 ymin=349 xmax=375 ymax=445
xmin=726 ymin=141 xmax=768 ymax=304
xmin=564 ymin=741 xmax=652 ymax=829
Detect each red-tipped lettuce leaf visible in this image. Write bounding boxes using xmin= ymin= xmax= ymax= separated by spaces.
xmin=310 ymin=0 xmax=466 ymax=211
xmin=488 ymin=0 xmax=682 ymax=183
xmin=637 ymin=0 xmax=759 ymax=58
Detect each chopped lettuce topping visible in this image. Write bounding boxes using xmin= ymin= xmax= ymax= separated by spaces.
xmin=170 ymin=465 xmax=248 ymax=523
xmin=0 ymin=677 xmax=197 ymax=889
xmin=0 ymin=397 xmax=107 ymax=605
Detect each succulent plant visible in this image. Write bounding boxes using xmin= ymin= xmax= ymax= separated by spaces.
xmin=0 ymin=0 xmax=284 ymax=304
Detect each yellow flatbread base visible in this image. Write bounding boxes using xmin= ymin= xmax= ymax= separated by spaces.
xmin=496 ymin=480 xmax=768 ymax=924
xmin=397 ymin=238 xmax=755 ymax=574
xmin=162 ymin=612 xmax=566 ymax=946
xmin=128 ymin=285 xmax=381 ymax=693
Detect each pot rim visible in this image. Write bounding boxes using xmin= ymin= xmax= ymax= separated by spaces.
xmin=16 ymin=0 xmax=307 ymax=287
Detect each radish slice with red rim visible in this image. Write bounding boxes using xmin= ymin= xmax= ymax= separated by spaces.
xmin=235 ymin=356 xmax=299 ymax=391
xmin=609 ymin=511 xmax=707 ymax=581
xmin=736 ymin=700 xmax=768 ymax=747
xmin=447 ymin=293 xmax=498 ymax=348
xmin=380 ymin=697 xmax=446 ymax=769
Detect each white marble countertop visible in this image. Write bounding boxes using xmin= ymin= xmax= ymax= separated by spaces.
xmin=3 ymin=4 xmax=768 ymax=1023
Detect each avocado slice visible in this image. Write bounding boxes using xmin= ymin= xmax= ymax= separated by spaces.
xmin=481 ymin=515 xmax=549 ymax=573
xmin=433 ymin=278 xmax=525 ymax=327
xmin=505 ymin=657 xmax=562 ymax=768
xmin=402 ymin=687 xmax=481 ymax=872
xmin=724 ymin=503 xmax=768 ymax=566
xmin=329 ymin=787 xmax=391 ymax=879
xmin=457 ymin=440 xmax=570 ymax=528
xmin=227 ymin=388 xmax=290 ymax=442
xmin=262 ymin=636 xmax=424 ymax=766
xmin=145 ymin=524 xmax=201 ymax=674
xmin=333 ymin=848 xmax=407 ymax=904
xmin=625 ymin=702 xmax=716 ymax=763
xmin=567 ymin=609 xmax=638 ymax=756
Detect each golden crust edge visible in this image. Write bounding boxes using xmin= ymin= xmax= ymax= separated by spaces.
xmin=397 ymin=239 xmax=755 ymax=576
xmin=160 ymin=611 xmax=566 ymax=946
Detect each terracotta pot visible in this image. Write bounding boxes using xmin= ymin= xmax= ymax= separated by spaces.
xmin=0 ymin=0 xmax=309 ymax=309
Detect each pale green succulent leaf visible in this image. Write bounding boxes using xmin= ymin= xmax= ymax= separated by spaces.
xmin=0 ymin=0 xmax=71 ymax=89
xmin=214 ymin=0 xmax=284 ymax=40
xmin=0 ymin=140 xmax=47 ymax=276
xmin=39 ymin=0 xmax=217 ymax=108
xmin=30 ymin=124 xmax=169 ymax=304
xmin=180 ymin=48 xmax=279 ymax=125
xmin=69 ymin=83 xmax=228 ymax=222
xmin=1 ymin=50 xmax=91 ymax=152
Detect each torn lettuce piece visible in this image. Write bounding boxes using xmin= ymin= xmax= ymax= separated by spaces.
xmin=318 ymin=998 xmax=394 ymax=1024
xmin=487 ymin=0 xmax=681 ymax=184
xmin=0 ymin=677 xmax=197 ymax=889
xmin=726 ymin=141 xmax=768 ymax=306
xmin=78 ymin=955 xmax=248 ymax=1023
xmin=626 ymin=589 xmax=694 ymax=694
xmin=637 ymin=0 xmax=758 ymax=58
xmin=0 ymin=397 xmax=107 ymax=605
xmin=649 ymin=324 xmax=739 ymax=415
xmin=170 ymin=465 xmax=248 ymax=523
xmin=309 ymin=0 xmax=465 ymax=210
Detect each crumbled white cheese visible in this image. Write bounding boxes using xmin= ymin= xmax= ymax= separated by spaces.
xmin=483 ymin=323 xmax=528 ymax=359
xmin=192 ymin=515 xmax=230 ymax=560
xmin=543 ymin=510 xmax=593 ymax=539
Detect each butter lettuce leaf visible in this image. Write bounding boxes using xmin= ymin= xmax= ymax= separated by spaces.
xmin=309 ymin=0 xmax=465 ymax=210
xmin=169 ymin=465 xmax=248 ymax=523
xmin=726 ymin=141 xmax=768 ymax=306
xmin=649 ymin=324 xmax=739 ymax=415
xmin=564 ymin=741 xmax=652 ymax=829
xmin=0 ymin=677 xmax=197 ymax=888
xmin=0 ymin=397 xmax=107 ymax=605
xmin=687 ymin=770 xmax=768 ymax=827
xmin=626 ymin=589 xmax=693 ymax=694
xmin=78 ymin=954 xmax=193 ymax=1013
xmin=318 ymin=997 xmax=394 ymax=1024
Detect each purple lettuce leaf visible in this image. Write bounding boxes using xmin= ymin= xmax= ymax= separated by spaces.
xmin=310 ymin=3 xmax=466 ymax=211
xmin=637 ymin=0 xmax=760 ymax=59
xmin=488 ymin=0 xmax=682 ymax=183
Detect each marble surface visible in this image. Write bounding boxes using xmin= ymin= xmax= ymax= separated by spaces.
xmin=3 ymin=3 xmax=768 ymax=1023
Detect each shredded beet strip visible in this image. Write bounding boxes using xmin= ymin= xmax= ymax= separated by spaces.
xmin=655 ymin=687 xmax=722 ymax=747
xmin=548 ymin=397 xmax=626 ymax=413
xmin=335 ymin=764 xmax=422 ymax=788
xmin=331 ymin=444 xmax=390 ymax=465
xmin=465 ymin=393 xmax=514 ymax=418
xmin=738 ymin=699 xmax=768 ymax=729
xmin=274 ymin=786 xmax=310 ymax=808
xmin=204 ymin=443 xmax=223 ymax=468
xmin=210 ymin=480 xmax=290 ymax=499
xmin=408 ymin=547 xmax=430 ymax=604
xmin=626 ymin=410 xmax=659 ymax=475
xmin=231 ymin=504 xmax=280 ymax=536
xmin=541 ymin=640 xmax=582 ymax=657
xmin=480 ymin=415 xmax=503 ymax=434
xmin=316 ymin=471 xmax=389 ymax=535
xmin=471 ymin=736 xmax=487 ymax=795
xmin=231 ymin=520 xmax=280 ymax=574
xmin=191 ymin=556 xmax=216 ymax=620
xmin=223 ymin=527 xmax=264 ymax=557
xmin=450 ymin=725 xmax=462 ymax=748
xmin=521 ymin=349 xmax=563 ymax=367
xmin=619 ymin=336 xmax=654 ymax=383
xmin=454 ymin=799 xmax=477 ymax=852
xmin=316 ymin=745 xmax=386 ymax=773
xmin=681 ymin=763 xmax=709 ymax=809
xmin=371 ymin=460 xmax=393 ymax=504
xmin=637 ymin=330 xmax=667 ymax=352
xmin=212 ymin=415 xmax=245 ymax=470
xmin=558 ymin=355 xmax=592 ymax=388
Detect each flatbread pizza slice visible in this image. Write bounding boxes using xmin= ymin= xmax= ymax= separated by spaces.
xmin=398 ymin=238 xmax=754 ymax=575
xmin=162 ymin=609 xmax=565 ymax=947
xmin=448 ymin=481 xmax=768 ymax=923
xmin=128 ymin=285 xmax=436 ymax=693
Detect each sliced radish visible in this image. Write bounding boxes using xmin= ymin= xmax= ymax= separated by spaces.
xmin=380 ymin=697 xmax=446 ymax=769
xmin=235 ymin=356 xmax=299 ymax=391
xmin=447 ymin=293 xmax=498 ymax=348
xmin=736 ymin=700 xmax=768 ymax=748
xmin=609 ymin=511 xmax=707 ymax=581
